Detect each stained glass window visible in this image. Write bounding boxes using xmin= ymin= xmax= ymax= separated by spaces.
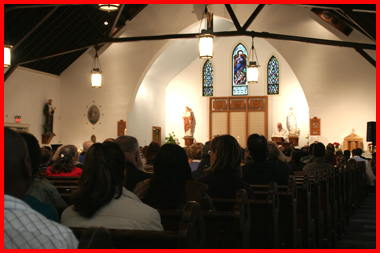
xmin=267 ymin=56 xmax=279 ymax=95
xmin=203 ymin=59 xmax=213 ymax=96
xmin=232 ymin=43 xmax=248 ymax=96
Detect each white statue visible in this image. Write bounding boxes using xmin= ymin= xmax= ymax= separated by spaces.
xmin=286 ymin=106 xmax=299 ymax=136
xmin=182 ymin=106 xmax=194 ymax=137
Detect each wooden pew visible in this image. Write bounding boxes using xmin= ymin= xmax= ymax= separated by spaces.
xmin=251 ymin=178 xmax=302 ymax=249
xmin=77 ymin=226 xmax=113 ymax=249
xmin=291 ymin=173 xmax=316 ymax=249
xmin=160 ymin=192 xmax=250 ymax=248
xmin=212 ymin=186 xmax=279 ymax=249
xmin=43 ymin=176 xmax=80 ymax=205
xmin=71 ymin=201 xmax=205 ymax=249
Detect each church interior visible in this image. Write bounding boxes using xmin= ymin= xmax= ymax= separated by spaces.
xmin=3 ymin=4 xmax=376 ymax=249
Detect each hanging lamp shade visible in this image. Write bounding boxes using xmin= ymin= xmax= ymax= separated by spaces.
xmin=247 ymin=38 xmax=260 ymax=84
xmin=98 ymin=4 xmax=120 ymax=11
xmin=4 ymin=43 xmax=12 ymax=68
xmin=247 ymin=62 xmax=259 ymax=83
xmin=91 ymin=48 xmax=102 ymax=88
xmin=198 ymin=30 xmax=214 ymax=59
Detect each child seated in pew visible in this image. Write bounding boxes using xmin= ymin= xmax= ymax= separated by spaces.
xmin=134 ymin=144 xmax=215 ymax=210
xmin=61 ymin=142 xmax=163 ymax=231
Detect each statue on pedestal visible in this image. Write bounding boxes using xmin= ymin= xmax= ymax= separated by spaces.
xmin=286 ymin=106 xmax=300 ymax=136
xmin=43 ymin=99 xmax=56 ymax=133
xmin=182 ymin=106 xmax=194 ymax=137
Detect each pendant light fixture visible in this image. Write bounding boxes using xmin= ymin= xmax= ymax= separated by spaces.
xmin=4 ymin=42 xmax=12 ymax=68
xmin=247 ymin=37 xmax=260 ymax=84
xmin=197 ymin=4 xmax=214 ymax=59
xmin=91 ymin=47 xmax=102 ymax=88
xmin=98 ymin=4 xmax=120 ymax=12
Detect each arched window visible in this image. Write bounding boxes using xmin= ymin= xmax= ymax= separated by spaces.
xmin=232 ymin=43 xmax=248 ymax=96
xmin=203 ymin=59 xmax=213 ymax=96
xmin=267 ymin=56 xmax=279 ymax=95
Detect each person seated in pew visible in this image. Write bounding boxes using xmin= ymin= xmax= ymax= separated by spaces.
xmin=350 ymin=148 xmax=375 ymax=186
xmin=188 ymin=142 xmax=204 ymax=172
xmin=268 ymin=141 xmax=294 ymax=176
xmin=134 ymin=143 xmax=215 ymax=210
xmin=18 ymin=132 xmax=66 ymax=207
xmin=39 ymin=147 xmax=51 ymax=170
xmin=242 ymin=134 xmax=290 ymax=186
xmin=196 ymin=135 xmax=255 ymax=199
xmin=46 ymin=145 xmax=82 ymax=177
xmin=192 ymin=141 xmax=211 ymax=180
xmin=336 ymin=154 xmax=347 ymax=172
xmin=61 ymin=142 xmax=163 ymax=230
xmin=302 ymin=142 xmax=334 ymax=174
xmin=287 ymin=148 xmax=306 ymax=172
xmin=4 ymin=128 xmax=78 ymax=249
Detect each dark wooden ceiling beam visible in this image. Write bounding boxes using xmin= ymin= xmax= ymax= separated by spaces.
xmin=296 ymin=4 xmax=376 ymax=13
xmin=224 ymin=4 xmax=242 ymax=31
xmin=355 ymin=48 xmax=376 ymax=67
xmin=108 ymin=4 xmax=125 ymax=37
xmin=241 ymin=4 xmax=266 ymax=31
xmin=15 ymin=30 xmax=375 ymax=65
xmin=340 ymin=7 xmax=375 ymax=41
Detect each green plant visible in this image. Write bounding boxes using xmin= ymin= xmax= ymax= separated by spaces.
xmin=163 ymin=132 xmax=180 ymax=145
xmin=305 ymin=134 xmax=309 ymax=146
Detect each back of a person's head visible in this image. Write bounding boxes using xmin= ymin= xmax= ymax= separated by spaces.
xmin=247 ymin=134 xmax=268 ymax=162
xmin=336 ymin=154 xmax=347 ymax=166
xmin=352 ymin=148 xmax=361 ymax=156
xmin=336 ymin=150 xmax=343 ymax=156
xmin=51 ymin=144 xmax=77 ymax=174
xmin=291 ymin=149 xmax=302 ymax=162
xmin=72 ymin=142 xmax=125 ymax=218
xmin=18 ymin=132 xmax=41 ymax=175
xmin=324 ymin=150 xmax=334 ymax=163
xmin=82 ymin=140 xmax=93 ymax=151
xmin=145 ymin=142 xmax=160 ymax=165
xmin=301 ymin=146 xmax=309 ymax=157
xmin=326 ymin=143 xmax=335 ymax=153
xmin=356 ymin=148 xmax=363 ymax=156
xmin=4 ymin=127 xmax=31 ymax=198
xmin=153 ymin=144 xmax=192 ymax=180
xmin=309 ymin=143 xmax=316 ymax=155
xmin=201 ymin=141 xmax=211 ymax=158
xmin=313 ymin=142 xmax=326 ymax=158
xmin=144 ymin=144 xmax=191 ymax=209
xmin=115 ymin=135 xmax=139 ymax=153
xmin=267 ymin=141 xmax=281 ymax=161
xmin=208 ymin=135 xmax=241 ymax=173
xmin=344 ymin=150 xmax=351 ymax=159
xmin=188 ymin=142 xmax=204 ymax=160
xmin=40 ymin=147 xmax=51 ymax=165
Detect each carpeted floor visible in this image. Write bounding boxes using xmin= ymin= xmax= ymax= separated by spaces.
xmin=335 ymin=191 xmax=376 ymax=249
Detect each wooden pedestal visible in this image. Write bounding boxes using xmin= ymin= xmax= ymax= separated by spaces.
xmin=289 ymin=136 xmax=299 ymax=146
xmin=183 ymin=137 xmax=194 ymax=147
xmin=42 ymin=133 xmax=56 ymax=144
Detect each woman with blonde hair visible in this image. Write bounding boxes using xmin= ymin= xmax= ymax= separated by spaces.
xmin=196 ymin=135 xmax=254 ymax=199
xmin=46 ymin=145 xmax=82 ymax=177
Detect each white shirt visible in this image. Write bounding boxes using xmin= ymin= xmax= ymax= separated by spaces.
xmin=61 ymin=188 xmax=163 ymax=231
xmin=4 ymin=194 xmax=78 ymax=249
xmin=350 ymin=156 xmax=376 ymax=186
xmin=272 ymin=128 xmax=289 ymax=142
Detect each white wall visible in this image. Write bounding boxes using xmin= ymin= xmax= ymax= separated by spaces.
xmin=165 ymin=36 xmax=309 ymax=147
xmin=4 ymin=67 xmax=61 ymax=145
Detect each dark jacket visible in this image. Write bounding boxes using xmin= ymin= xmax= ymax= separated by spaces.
xmin=242 ymin=159 xmax=289 ymax=186
xmin=125 ymin=161 xmax=152 ymax=192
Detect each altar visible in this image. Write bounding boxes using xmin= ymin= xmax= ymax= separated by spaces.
xmin=272 ymin=136 xmax=299 ymax=147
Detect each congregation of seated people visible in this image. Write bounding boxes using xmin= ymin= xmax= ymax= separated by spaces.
xmin=4 ymin=126 xmax=375 ymax=249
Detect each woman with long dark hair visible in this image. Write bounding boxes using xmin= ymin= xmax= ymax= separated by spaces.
xmin=134 ymin=143 xmax=214 ymax=210
xmin=46 ymin=145 xmax=81 ymax=177
xmin=61 ymin=142 xmax=163 ymax=230
xmin=196 ymin=135 xmax=255 ymax=199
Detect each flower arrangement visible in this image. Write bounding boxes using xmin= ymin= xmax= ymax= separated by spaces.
xmin=163 ymin=132 xmax=180 ymax=145
xmin=368 ymin=143 xmax=373 ymax=146
xmin=333 ymin=142 xmax=340 ymax=147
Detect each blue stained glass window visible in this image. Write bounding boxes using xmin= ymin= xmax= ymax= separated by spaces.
xmin=232 ymin=43 xmax=248 ymax=96
xmin=203 ymin=59 xmax=213 ymax=96
xmin=267 ymin=56 xmax=279 ymax=95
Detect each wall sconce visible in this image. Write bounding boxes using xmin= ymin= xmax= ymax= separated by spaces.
xmin=91 ymin=47 xmax=102 ymax=88
xmin=98 ymin=4 xmax=120 ymax=12
xmin=4 ymin=42 xmax=12 ymax=68
xmin=247 ymin=37 xmax=260 ymax=84
xmin=15 ymin=115 xmax=21 ymax=123
xmin=197 ymin=5 xmax=214 ymax=59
